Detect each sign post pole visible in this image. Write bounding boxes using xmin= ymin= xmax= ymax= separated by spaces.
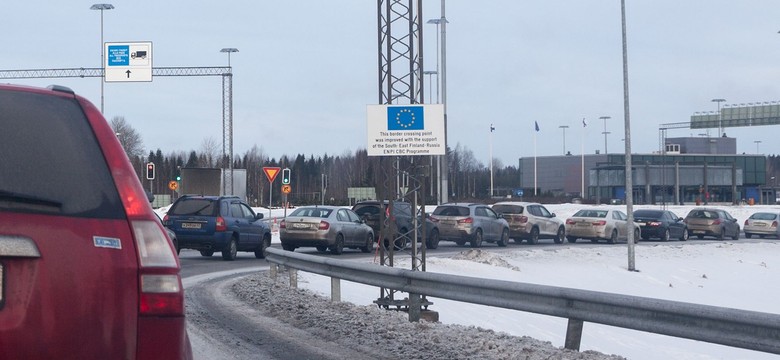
xmin=262 ymin=166 xmax=281 ymax=221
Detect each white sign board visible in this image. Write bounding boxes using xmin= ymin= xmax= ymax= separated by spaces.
xmin=104 ymin=41 xmax=152 ymax=82
xmin=366 ymin=104 xmax=446 ymax=156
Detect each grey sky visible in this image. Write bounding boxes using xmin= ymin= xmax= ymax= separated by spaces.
xmin=3 ymin=1 xmax=780 ymax=166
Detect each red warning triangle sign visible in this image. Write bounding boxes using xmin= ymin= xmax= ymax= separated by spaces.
xmin=263 ymin=167 xmax=281 ymax=182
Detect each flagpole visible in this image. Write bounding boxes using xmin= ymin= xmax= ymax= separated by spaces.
xmin=581 ymin=118 xmax=586 ymax=197
xmin=489 ymin=124 xmax=494 ymax=198
xmin=534 ymin=128 xmax=537 ymax=196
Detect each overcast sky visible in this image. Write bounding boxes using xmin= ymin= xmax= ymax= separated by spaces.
xmin=4 ymin=1 xmax=780 ymax=166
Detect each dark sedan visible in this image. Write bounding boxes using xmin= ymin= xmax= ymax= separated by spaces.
xmin=633 ymin=209 xmax=688 ymax=241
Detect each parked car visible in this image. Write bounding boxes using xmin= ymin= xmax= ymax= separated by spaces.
xmin=565 ymin=208 xmax=640 ymax=243
xmin=430 ymin=203 xmax=509 ymax=248
xmin=743 ymin=212 xmax=780 ymax=239
xmin=280 ymin=206 xmax=374 ymax=254
xmin=633 ymin=209 xmax=689 ymax=241
xmin=0 ymin=84 xmax=191 ymax=358
xmin=164 ymin=195 xmax=271 ymax=260
xmin=492 ymin=201 xmax=565 ymax=244
xmin=352 ymin=200 xmax=440 ymax=249
xmin=683 ymin=208 xmax=740 ymax=240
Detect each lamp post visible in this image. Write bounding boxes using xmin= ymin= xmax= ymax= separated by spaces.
xmin=711 ymin=98 xmax=726 ymax=137
xmin=220 ymin=48 xmax=238 ymax=195
xmin=599 ymin=116 xmax=611 ymax=154
xmin=428 ymin=14 xmax=448 ymax=203
xmin=489 ymin=124 xmax=495 ymax=198
xmin=558 ymin=125 xmax=569 ymax=155
xmin=90 ymin=3 xmax=114 ymax=114
xmin=755 ymin=140 xmax=762 ymax=154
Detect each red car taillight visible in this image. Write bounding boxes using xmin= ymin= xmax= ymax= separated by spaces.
xmin=319 ymin=221 xmax=330 ymax=230
xmin=132 ymin=220 xmax=184 ymax=316
xmin=279 ymin=220 xmax=286 ymax=229
xmin=648 ymin=221 xmax=662 ymax=227
xmin=592 ymin=220 xmax=607 ymax=226
xmin=712 ymin=219 xmax=722 ymax=225
xmin=215 ymin=216 xmax=227 ymax=231
xmin=515 ymin=215 xmax=529 ymax=223
xmin=772 ymin=221 xmax=778 ymax=228
xmin=428 ymin=216 xmax=440 ymax=223
xmin=457 ymin=217 xmax=474 ymax=224
xmin=745 ymin=219 xmax=749 ymax=226
xmin=566 ymin=219 xmax=576 ymax=225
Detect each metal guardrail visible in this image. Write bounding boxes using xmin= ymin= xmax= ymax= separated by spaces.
xmin=265 ymin=247 xmax=780 ymax=354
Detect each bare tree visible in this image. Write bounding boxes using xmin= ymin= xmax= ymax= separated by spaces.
xmin=200 ymin=137 xmax=220 ymax=167
xmin=110 ymin=116 xmax=144 ymax=159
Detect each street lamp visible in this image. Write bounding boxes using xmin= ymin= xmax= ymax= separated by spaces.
xmin=558 ymin=125 xmax=569 ymax=155
xmin=220 ymin=48 xmax=238 ymax=195
xmin=220 ymin=48 xmax=239 ymax=66
xmin=428 ymin=8 xmax=449 ymax=203
xmin=711 ymin=98 xmax=726 ymax=137
xmin=755 ymin=140 xmax=762 ymax=154
xmin=489 ymin=124 xmax=495 ymax=197
xmin=599 ymin=116 xmax=611 ymax=154
xmin=90 ymin=3 xmax=114 ymax=114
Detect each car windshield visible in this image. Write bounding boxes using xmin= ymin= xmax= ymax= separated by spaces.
xmin=750 ymin=212 xmax=778 ymax=221
xmin=492 ymin=205 xmax=524 ymax=214
xmin=433 ymin=206 xmax=470 ymax=216
xmin=290 ymin=207 xmax=332 ymax=218
xmin=169 ymin=199 xmax=217 ymax=216
xmin=573 ymin=210 xmax=608 ymax=218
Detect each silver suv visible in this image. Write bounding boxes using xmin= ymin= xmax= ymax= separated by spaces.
xmin=430 ymin=203 xmax=509 ymax=248
xmin=492 ymin=202 xmax=565 ymax=244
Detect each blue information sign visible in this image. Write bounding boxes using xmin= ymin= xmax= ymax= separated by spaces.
xmin=107 ymin=45 xmax=130 ymax=66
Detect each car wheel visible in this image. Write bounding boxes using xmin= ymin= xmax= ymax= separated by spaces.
xmin=566 ymin=236 xmax=577 ymax=243
xmin=528 ymin=227 xmax=540 ymax=245
xmin=554 ymin=226 xmax=565 ymax=244
xmin=173 ymin=239 xmax=180 ymax=255
xmin=607 ymin=229 xmax=618 ymax=244
xmin=254 ymin=234 xmax=271 ymax=259
xmin=222 ymin=237 xmax=238 ymax=261
xmin=282 ymin=243 xmax=296 ymax=252
xmin=661 ymin=229 xmax=670 ymax=242
xmin=718 ymin=227 xmax=725 ymax=241
xmin=426 ymin=229 xmax=440 ymax=250
xmin=360 ymin=233 xmax=375 ymax=253
xmin=633 ymin=229 xmax=640 ymax=243
xmin=393 ymin=236 xmax=408 ymax=251
xmin=497 ymin=228 xmax=509 ymax=247
xmin=679 ymin=228 xmax=689 ymax=241
xmin=330 ymin=234 xmax=345 ymax=255
xmin=732 ymin=227 xmax=739 ymax=240
xmin=200 ymin=250 xmax=214 ymax=257
xmin=471 ymin=229 xmax=483 ymax=248
xmin=316 ymin=245 xmax=328 ymax=252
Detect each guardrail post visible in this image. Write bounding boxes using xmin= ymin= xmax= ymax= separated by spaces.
xmin=409 ymin=293 xmax=421 ymax=322
xmin=269 ymin=264 xmax=278 ymax=281
xmin=564 ymin=318 xmax=584 ymax=351
xmin=331 ymin=277 xmax=341 ymax=302
xmin=289 ymin=268 xmax=298 ymax=288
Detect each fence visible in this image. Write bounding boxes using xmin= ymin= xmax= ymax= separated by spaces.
xmin=265 ymin=247 xmax=780 ymax=354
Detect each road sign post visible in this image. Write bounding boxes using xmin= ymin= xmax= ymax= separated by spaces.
xmin=263 ymin=167 xmax=281 ymax=219
xmin=104 ymin=41 xmax=153 ymax=82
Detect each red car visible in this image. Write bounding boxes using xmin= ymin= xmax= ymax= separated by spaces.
xmin=0 ymin=84 xmax=192 ymax=359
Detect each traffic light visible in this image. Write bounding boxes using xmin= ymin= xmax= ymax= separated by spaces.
xmin=146 ymin=162 xmax=155 ymax=180
xmin=282 ymin=168 xmax=291 ymax=185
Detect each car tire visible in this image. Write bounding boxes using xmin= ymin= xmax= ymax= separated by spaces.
xmin=316 ymin=245 xmax=328 ymax=252
xmin=200 ymin=250 xmax=214 ymax=257
xmin=732 ymin=227 xmax=740 ymax=240
xmin=222 ymin=237 xmax=238 ymax=261
xmin=608 ymin=229 xmax=618 ymax=244
xmin=254 ymin=234 xmax=271 ymax=259
xmin=360 ymin=233 xmax=375 ymax=253
xmin=718 ymin=227 xmax=725 ymax=241
xmin=282 ymin=243 xmax=295 ymax=252
xmin=679 ymin=228 xmax=689 ymax=241
xmin=566 ymin=236 xmax=577 ymax=243
xmin=528 ymin=227 xmax=540 ymax=245
xmin=661 ymin=229 xmax=670 ymax=242
xmin=497 ymin=228 xmax=509 ymax=247
xmin=633 ymin=229 xmax=640 ymax=243
xmin=426 ymin=229 xmax=440 ymax=250
xmin=330 ymin=234 xmax=345 ymax=255
xmin=471 ymin=229 xmax=483 ymax=248
xmin=554 ymin=226 xmax=565 ymax=244
xmin=173 ymin=239 xmax=180 ymax=255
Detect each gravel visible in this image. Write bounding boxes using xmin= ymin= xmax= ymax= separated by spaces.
xmin=231 ymin=268 xmax=626 ymax=360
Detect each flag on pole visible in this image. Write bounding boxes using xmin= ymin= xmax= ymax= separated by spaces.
xmin=534 ymin=121 xmax=540 ymax=132
xmin=582 ymin=118 xmax=587 ymax=127
xmin=490 ymin=124 xmax=495 ymax=132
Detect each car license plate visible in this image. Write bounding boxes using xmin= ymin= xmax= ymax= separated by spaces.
xmin=181 ymin=222 xmax=201 ymax=229
xmin=293 ymin=223 xmax=309 ymax=229
xmin=693 ymin=230 xmax=705 ymax=234
xmin=755 ymin=223 xmax=766 ymax=227
xmin=577 ymin=223 xmax=589 ymax=227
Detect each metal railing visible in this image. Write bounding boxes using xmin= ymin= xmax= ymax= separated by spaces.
xmin=265 ymin=247 xmax=780 ymax=354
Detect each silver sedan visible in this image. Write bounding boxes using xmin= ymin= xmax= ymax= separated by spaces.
xmin=743 ymin=212 xmax=780 ymax=239
xmin=280 ymin=206 xmax=375 ymax=254
xmin=565 ymin=208 xmax=640 ymax=244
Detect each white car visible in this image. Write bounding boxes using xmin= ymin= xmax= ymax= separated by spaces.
xmin=743 ymin=212 xmax=780 ymax=239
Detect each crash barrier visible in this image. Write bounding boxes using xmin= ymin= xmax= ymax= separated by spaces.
xmin=264 ymin=247 xmax=780 ymax=354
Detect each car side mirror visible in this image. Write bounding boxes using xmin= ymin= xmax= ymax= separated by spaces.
xmin=255 ymin=213 xmax=264 ymax=220
xmin=551 ymin=213 xmax=557 ymax=218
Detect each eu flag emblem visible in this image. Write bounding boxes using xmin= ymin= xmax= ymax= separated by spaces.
xmin=387 ymin=106 xmax=424 ymax=130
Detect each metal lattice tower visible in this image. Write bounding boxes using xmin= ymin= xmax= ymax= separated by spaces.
xmin=0 ymin=66 xmax=235 ymax=194
xmin=375 ymin=0 xmax=432 ymax=320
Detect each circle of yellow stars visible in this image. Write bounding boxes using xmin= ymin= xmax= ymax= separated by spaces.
xmin=395 ymin=108 xmax=416 ymax=129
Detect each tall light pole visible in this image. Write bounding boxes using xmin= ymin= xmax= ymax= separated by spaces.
xmin=755 ymin=140 xmax=762 ymax=154
xmin=621 ymin=0 xmax=636 ymax=272
xmin=489 ymin=124 xmax=495 ymax=198
xmin=423 ymin=70 xmax=437 ymax=198
xmin=90 ymin=3 xmax=114 ymax=114
xmin=599 ymin=116 xmax=611 ymax=154
xmin=711 ymin=98 xmax=726 ymax=137
xmin=220 ymin=48 xmax=238 ymax=195
xmin=559 ymin=125 xmax=569 ymax=155
xmin=428 ymin=14 xmax=448 ymax=203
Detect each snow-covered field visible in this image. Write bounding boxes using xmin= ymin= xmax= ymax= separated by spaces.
xmin=163 ymin=202 xmax=780 ymax=359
